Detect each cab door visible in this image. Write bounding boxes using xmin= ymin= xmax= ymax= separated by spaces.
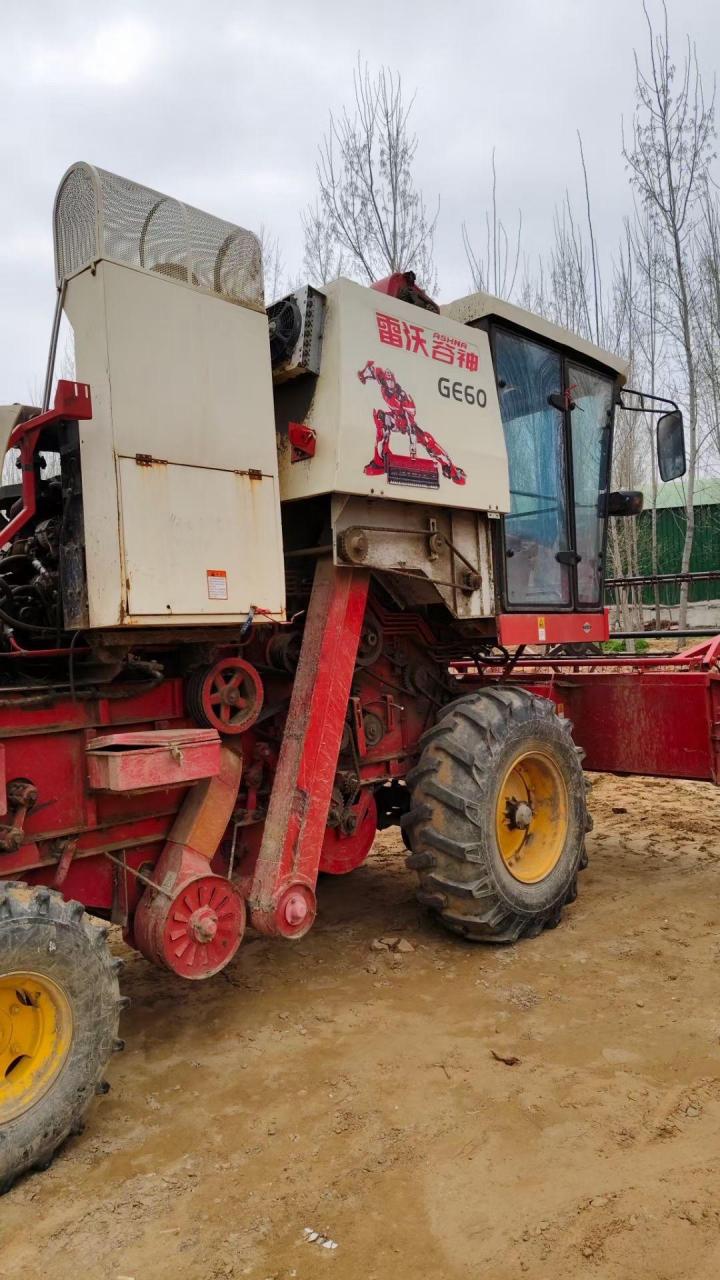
xmin=493 ymin=328 xmax=572 ymax=608
xmin=567 ymin=362 xmax=614 ymax=607
xmin=493 ymin=327 xmax=614 ymax=612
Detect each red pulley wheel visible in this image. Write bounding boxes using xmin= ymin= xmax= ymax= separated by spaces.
xmin=319 ymin=791 xmax=378 ymax=874
xmin=135 ymin=871 xmax=246 ymax=979
xmin=187 ymin=656 xmax=263 ymax=735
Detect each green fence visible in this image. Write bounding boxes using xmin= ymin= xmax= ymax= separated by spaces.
xmin=632 ymin=492 xmax=720 ymax=605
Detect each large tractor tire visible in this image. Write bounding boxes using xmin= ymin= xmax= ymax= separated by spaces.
xmin=402 ymin=687 xmax=589 ymax=942
xmin=0 ymin=883 xmax=122 ymax=1192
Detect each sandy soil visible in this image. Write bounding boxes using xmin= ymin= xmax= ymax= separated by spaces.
xmin=3 ymin=772 xmax=720 ymax=1280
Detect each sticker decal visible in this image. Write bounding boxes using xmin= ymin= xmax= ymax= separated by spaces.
xmin=207 ymin=569 xmax=228 ymax=600
xmin=357 ymin=360 xmax=466 ymax=489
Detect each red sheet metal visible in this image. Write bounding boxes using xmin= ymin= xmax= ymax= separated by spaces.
xmin=498 ymin=609 xmax=610 ymax=646
xmin=249 ymin=560 xmax=370 ymax=936
xmin=511 ymin=671 xmax=720 ymax=782
xmin=87 ymin=728 xmax=220 ymax=792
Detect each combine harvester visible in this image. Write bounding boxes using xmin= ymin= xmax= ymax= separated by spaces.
xmin=0 ymin=165 xmax=713 ymax=1188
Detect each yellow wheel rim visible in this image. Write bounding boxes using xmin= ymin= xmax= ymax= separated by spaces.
xmin=0 ymin=973 xmax=73 ymax=1123
xmin=495 ymin=749 xmax=568 ymax=884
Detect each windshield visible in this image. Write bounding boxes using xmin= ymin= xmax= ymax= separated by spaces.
xmin=494 ymin=328 xmax=615 ymax=611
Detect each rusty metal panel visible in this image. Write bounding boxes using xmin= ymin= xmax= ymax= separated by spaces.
xmin=331 ymin=493 xmax=495 ymax=619
xmin=86 ymin=729 xmax=220 ymax=793
xmin=117 ymin=456 xmax=284 ymax=619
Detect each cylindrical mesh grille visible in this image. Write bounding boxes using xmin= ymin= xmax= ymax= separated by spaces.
xmin=54 ymin=165 xmax=98 ymax=284
xmin=53 ymin=162 xmax=264 ymax=310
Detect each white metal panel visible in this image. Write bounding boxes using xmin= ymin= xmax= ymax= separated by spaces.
xmin=102 ymin=263 xmax=278 ymax=473
xmin=64 ymin=260 xmax=285 ymax=627
xmin=442 ymin=291 xmax=630 ymax=381
xmin=118 ymin=458 xmax=284 ymax=617
xmin=277 ymin=278 xmax=511 ymax=514
xmin=64 ymin=267 xmax=125 ymax=625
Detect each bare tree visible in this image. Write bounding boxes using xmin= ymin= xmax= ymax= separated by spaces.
xmin=694 ymin=182 xmax=720 ymax=464
xmin=623 ymin=204 xmax=669 ymax=624
xmin=258 ymin=225 xmax=285 ymax=305
xmin=302 ymin=201 xmax=347 ymax=287
xmin=622 ymin=0 xmax=716 ymax=627
xmin=303 ymin=60 xmax=438 ymax=289
xmin=462 ymin=149 xmax=522 ymax=299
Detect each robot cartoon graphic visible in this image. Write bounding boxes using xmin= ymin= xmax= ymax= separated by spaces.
xmin=357 ymin=360 xmax=466 ymax=489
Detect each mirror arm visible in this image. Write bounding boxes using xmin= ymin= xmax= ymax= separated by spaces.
xmin=619 ymin=388 xmax=680 ymax=415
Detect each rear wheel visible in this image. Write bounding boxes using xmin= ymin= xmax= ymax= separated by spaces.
xmin=402 ymin=687 xmax=589 ymax=941
xmin=0 ymin=884 xmax=122 ymax=1192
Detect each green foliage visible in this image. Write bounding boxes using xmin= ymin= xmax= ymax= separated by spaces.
xmin=602 ymin=638 xmax=650 ymax=653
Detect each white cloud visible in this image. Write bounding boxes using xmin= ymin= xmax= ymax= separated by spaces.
xmin=30 ymin=18 xmax=157 ymax=88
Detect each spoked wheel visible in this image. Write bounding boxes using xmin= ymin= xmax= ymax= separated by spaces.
xmin=0 ymin=884 xmax=122 ymax=1193
xmin=402 ymin=687 xmax=590 ymax=942
xmin=319 ymin=791 xmax=378 ymax=874
xmin=187 ymin=657 xmax=263 ymax=735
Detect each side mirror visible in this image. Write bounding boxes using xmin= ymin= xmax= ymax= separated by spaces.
xmin=607 ymin=490 xmax=644 ymax=517
xmin=657 ymin=410 xmax=686 ymax=481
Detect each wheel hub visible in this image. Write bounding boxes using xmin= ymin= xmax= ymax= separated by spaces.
xmin=506 ymin=799 xmax=533 ymax=830
xmin=0 ymin=973 xmax=73 ymax=1123
xmin=188 ymin=656 xmax=264 ymax=735
xmin=188 ymin=905 xmax=219 ymax=944
xmin=496 ymin=749 xmax=569 ymax=884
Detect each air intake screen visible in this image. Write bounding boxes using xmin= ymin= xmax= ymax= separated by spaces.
xmin=53 ymin=162 xmax=264 ymax=310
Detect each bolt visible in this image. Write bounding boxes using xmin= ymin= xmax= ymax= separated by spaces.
xmin=284 ymin=892 xmax=308 ymax=927
xmin=189 ymin=906 xmax=218 ymax=944
xmin=8 ymin=1004 xmax=20 ymax=1016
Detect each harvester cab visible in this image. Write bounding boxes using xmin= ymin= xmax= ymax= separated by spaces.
xmin=0 ymin=165 xmax=697 ymax=1194
xmin=270 ymin=273 xmax=686 ymax=646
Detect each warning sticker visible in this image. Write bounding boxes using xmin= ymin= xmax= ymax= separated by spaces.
xmin=207 ymin=569 xmax=228 ymax=601
xmin=537 ymin=615 xmax=546 ymax=642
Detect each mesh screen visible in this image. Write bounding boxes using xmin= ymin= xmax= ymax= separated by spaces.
xmin=53 ymin=163 xmax=264 ymax=310
xmin=54 ymin=165 xmax=98 ymax=283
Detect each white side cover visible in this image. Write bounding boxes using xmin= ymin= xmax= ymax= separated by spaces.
xmin=276 ymin=277 xmax=511 ymax=514
xmin=64 ymin=261 xmax=285 ymax=627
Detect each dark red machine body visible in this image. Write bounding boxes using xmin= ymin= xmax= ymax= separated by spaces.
xmin=0 ymin=358 xmax=714 ymax=980
xmin=2 ymin=557 xmax=718 ymax=959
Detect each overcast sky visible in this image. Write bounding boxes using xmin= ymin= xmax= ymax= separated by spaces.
xmin=1 ymin=0 xmax=718 ymax=403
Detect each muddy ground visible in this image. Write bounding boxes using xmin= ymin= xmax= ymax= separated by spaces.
xmin=3 ymin=771 xmax=720 ymax=1280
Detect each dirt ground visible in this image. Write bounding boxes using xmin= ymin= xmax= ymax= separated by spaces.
xmin=3 ymin=771 xmax=720 ymax=1280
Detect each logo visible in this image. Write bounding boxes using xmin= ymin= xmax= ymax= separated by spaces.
xmin=375 ymin=312 xmax=480 ymax=370
xmin=357 ymin=361 xmax=466 ymax=489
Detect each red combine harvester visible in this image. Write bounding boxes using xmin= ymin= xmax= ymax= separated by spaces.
xmin=0 ymin=166 xmax=711 ymax=1189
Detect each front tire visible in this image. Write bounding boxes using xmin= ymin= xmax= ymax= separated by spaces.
xmin=0 ymin=884 xmax=122 ymax=1192
xmin=402 ymin=687 xmax=589 ymax=942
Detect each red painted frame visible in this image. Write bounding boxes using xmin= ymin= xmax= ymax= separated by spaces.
xmin=0 ymin=381 xmax=92 ymax=552
xmin=498 ymin=609 xmax=610 ymax=646
xmin=248 ymin=558 xmax=370 ymax=936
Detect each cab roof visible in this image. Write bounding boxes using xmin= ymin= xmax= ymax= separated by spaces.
xmin=441 ymin=291 xmax=630 ymax=383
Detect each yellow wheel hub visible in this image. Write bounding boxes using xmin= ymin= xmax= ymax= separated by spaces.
xmin=495 ymin=749 xmax=568 ymax=884
xmin=0 ymin=973 xmax=72 ymax=1123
